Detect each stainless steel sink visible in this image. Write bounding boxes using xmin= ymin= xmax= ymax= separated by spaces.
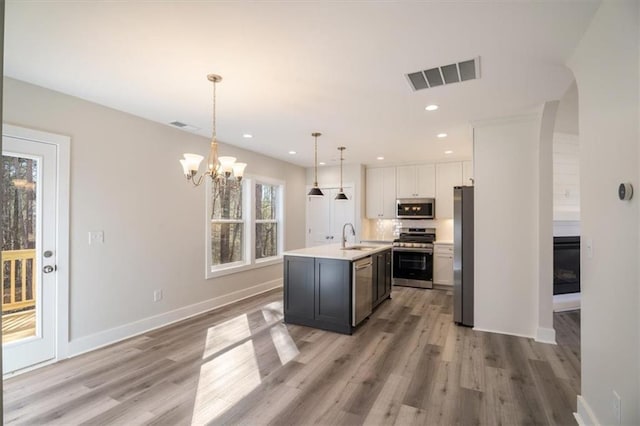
xmin=341 ymin=245 xmax=377 ymax=251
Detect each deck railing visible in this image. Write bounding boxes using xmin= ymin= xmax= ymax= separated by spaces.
xmin=1 ymin=249 xmax=36 ymax=313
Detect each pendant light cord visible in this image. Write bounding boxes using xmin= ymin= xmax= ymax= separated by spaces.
xmin=314 ymin=134 xmax=319 ymax=186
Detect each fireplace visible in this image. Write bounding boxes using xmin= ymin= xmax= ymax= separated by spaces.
xmin=553 ymin=236 xmax=580 ymax=295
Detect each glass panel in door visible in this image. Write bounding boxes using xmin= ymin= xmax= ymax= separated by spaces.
xmin=2 ymin=155 xmax=38 ymax=343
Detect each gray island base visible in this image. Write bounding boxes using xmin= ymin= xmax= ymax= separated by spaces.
xmin=283 ymin=244 xmax=392 ymax=335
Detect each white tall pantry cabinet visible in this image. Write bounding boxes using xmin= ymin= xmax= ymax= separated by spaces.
xmin=435 ymin=162 xmax=463 ymax=219
xmin=366 ymin=167 xmax=396 ymax=219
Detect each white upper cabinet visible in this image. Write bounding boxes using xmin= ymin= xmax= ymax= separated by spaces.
xmin=462 ymin=160 xmax=474 ymax=186
xmin=436 ymin=162 xmax=463 ymax=219
xmin=366 ymin=167 xmax=396 ymax=219
xmin=396 ymin=164 xmax=435 ymax=198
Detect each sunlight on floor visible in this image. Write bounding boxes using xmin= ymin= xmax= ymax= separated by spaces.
xmin=191 ymin=300 xmax=298 ymax=424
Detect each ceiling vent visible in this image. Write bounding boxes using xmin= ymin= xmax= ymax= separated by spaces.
xmin=406 ymin=57 xmax=480 ymax=91
xmin=169 ymin=121 xmax=200 ymax=132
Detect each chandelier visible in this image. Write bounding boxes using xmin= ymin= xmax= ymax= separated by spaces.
xmin=180 ymin=74 xmax=247 ymax=186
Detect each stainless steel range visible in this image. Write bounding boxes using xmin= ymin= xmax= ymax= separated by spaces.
xmin=392 ymin=227 xmax=435 ymax=289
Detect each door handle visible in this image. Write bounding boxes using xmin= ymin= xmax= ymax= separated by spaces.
xmin=43 ymin=265 xmax=57 ymax=273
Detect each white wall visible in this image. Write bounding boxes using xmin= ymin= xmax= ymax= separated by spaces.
xmin=2 ymin=77 xmax=307 ymax=354
xmin=567 ymin=1 xmax=640 ymax=424
xmin=553 ymin=132 xmax=580 ymax=220
xmin=473 ymin=115 xmax=541 ymax=338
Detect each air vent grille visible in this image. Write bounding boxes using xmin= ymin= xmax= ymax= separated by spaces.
xmin=169 ymin=121 xmax=200 ymax=132
xmin=406 ymin=57 xmax=480 ymax=91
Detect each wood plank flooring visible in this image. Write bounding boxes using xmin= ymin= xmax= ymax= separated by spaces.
xmin=3 ymin=288 xmax=581 ymax=425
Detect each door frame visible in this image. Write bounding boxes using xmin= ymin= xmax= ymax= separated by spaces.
xmin=2 ymin=124 xmax=70 ymax=365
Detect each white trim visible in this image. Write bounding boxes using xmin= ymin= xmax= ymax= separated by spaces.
xmin=68 ymin=278 xmax=283 ymax=357
xmin=472 ymin=326 xmax=534 ymax=340
xmin=554 ymin=293 xmax=581 ymax=312
xmin=1 ymin=124 xmax=71 ymax=363
xmin=575 ymin=395 xmax=600 ymax=426
xmin=207 ymin=257 xmax=282 ymax=278
xmin=535 ymin=327 xmax=557 ymax=344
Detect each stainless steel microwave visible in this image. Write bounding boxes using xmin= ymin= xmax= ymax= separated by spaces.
xmin=396 ymin=198 xmax=435 ymax=219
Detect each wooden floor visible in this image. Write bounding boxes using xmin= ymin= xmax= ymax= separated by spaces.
xmin=3 ymin=287 xmax=581 ymax=425
xmin=2 ymin=309 xmax=36 ymax=344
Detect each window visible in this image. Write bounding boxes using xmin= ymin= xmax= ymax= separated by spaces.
xmin=210 ymin=180 xmax=245 ymax=269
xmin=255 ymin=182 xmax=279 ymax=260
xmin=206 ymin=177 xmax=284 ymax=277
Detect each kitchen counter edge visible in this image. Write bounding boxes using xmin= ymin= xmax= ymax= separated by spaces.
xmin=283 ymin=243 xmax=392 ymax=261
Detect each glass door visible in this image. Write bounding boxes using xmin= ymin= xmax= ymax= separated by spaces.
xmin=2 ymin=136 xmax=57 ymax=373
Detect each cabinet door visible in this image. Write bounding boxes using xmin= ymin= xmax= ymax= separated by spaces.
xmin=315 ymin=258 xmax=351 ymax=325
xmin=416 ymin=164 xmax=436 ymax=198
xmin=376 ymin=252 xmax=386 ymax=303
xmin=366 ymin=168 xmax=384 ymax=218
xmin=284 ymin=256 xmax=315 ymax=321
xmin=385 ymin=250 xmax=392 ymax=294
xmin=463 ymin=160 xmax=474 ymax=186
xmin=433 ymin=252 xmax=454 ymax=285
xmin=436 ymin=162 xmax=463 ymax=219
xmin=396 ymin=166 xmax=417 ymax=198
xmin=381 ymin=168 xmax=397 ymax=218
xmin=371 ymin=253 xmax=380 ymax=304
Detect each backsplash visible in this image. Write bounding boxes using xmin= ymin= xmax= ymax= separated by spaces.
xmin=362 ymin=218 xmax=454 ymax=242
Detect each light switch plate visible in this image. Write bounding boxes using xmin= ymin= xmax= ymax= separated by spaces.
xmin=88 ymin=231 xmax=104 ymax=245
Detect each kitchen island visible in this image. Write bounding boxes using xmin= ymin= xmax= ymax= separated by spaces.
xmin=283 ymin=244 xmax=392 ymax=334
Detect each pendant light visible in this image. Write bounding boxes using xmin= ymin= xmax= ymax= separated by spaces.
xmin=335 ymin=146 xmax=348 ymax=200
xmin=308 ymin=132 xmax=324 ymax=196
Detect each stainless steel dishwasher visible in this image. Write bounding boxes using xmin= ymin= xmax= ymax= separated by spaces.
xmin=352 ymin=256 xmax=373 ymax=326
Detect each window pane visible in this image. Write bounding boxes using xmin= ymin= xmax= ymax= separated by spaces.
xmin=211 ymin=222 xmax=244 ymax=266
xmin=255 ymin=183 xmax=277 ymax=220
xmin=211 ymin=180 xmax=243 ymax=220
xmin=256 ymin=223 xmax=277 ymax=259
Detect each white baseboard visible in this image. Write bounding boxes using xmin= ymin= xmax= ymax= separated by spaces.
xmin=554 ymin=293 xmax=581 ymax=312
xmin=575 ymin=395 xmax=600 ymax=426
xmin=535 ymin=327 xmax=557 ymax=344
xmin=68 ymin=279 xmax=282 ymax=357
xmin=472 ymin=326 xmax=534 ymax=340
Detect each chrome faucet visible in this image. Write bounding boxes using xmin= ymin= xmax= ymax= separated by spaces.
xmin=342 ymin=223 xmax=356 ymax=248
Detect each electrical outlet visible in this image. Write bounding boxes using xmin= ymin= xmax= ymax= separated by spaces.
xmin=613 ymin=390 xmax=621 ymax=424
xmin=585 ymin=237 xmax=593 ymax=259
xmin=88 ymin=231 xmax=104 ymax=245
xmin=153 ymin=289 xmax=163 ymax=302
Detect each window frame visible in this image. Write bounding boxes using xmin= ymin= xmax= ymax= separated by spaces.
xmin=253 ymin=178 xmax=284 ymax=265
xmin=205 ymin=175 xmax=285 ymax=279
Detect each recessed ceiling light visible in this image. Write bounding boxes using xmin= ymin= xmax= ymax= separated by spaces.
xmin=437 ymin=133 xmax=448 ymax=138
xmin=425 ymin=104 xmax=439 ymax=111
xmin=288 ymin=150 xmax=296 ymax=155
xmin=444 ymin=150 xmax=453 ymax=154
xmin=242 ymin=133 xmax=253 ymax=139
xmin=319 ymin=162 xmax=326 ymax=165
xmin=377 ymin=156 xmax=385 ymax=160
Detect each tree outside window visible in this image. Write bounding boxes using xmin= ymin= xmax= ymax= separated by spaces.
xmin=255 ymin=183 xmax=279 ymax=259
xmin=210 ymin=180 xmax=244 ymax=267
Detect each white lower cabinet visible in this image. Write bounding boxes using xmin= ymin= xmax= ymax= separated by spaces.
xmin=433 ymin=243 xmax=453 ymax=286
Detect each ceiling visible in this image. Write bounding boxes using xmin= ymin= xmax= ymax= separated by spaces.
xmin=4 ymin=1 xmax=599 ymax=168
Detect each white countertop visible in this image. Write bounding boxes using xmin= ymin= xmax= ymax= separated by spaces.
xmin=284 ymin=243 xmax=392 ymax=261
xmin=434 ymin=240 xmax=453 ymax=245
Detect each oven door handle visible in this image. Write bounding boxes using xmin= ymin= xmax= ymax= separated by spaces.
xmin=393 ymin=247 xmax=433 ymax=254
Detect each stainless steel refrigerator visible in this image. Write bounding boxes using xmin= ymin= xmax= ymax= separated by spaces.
xmin=454 ymin=186 xmax=474 ymax=327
